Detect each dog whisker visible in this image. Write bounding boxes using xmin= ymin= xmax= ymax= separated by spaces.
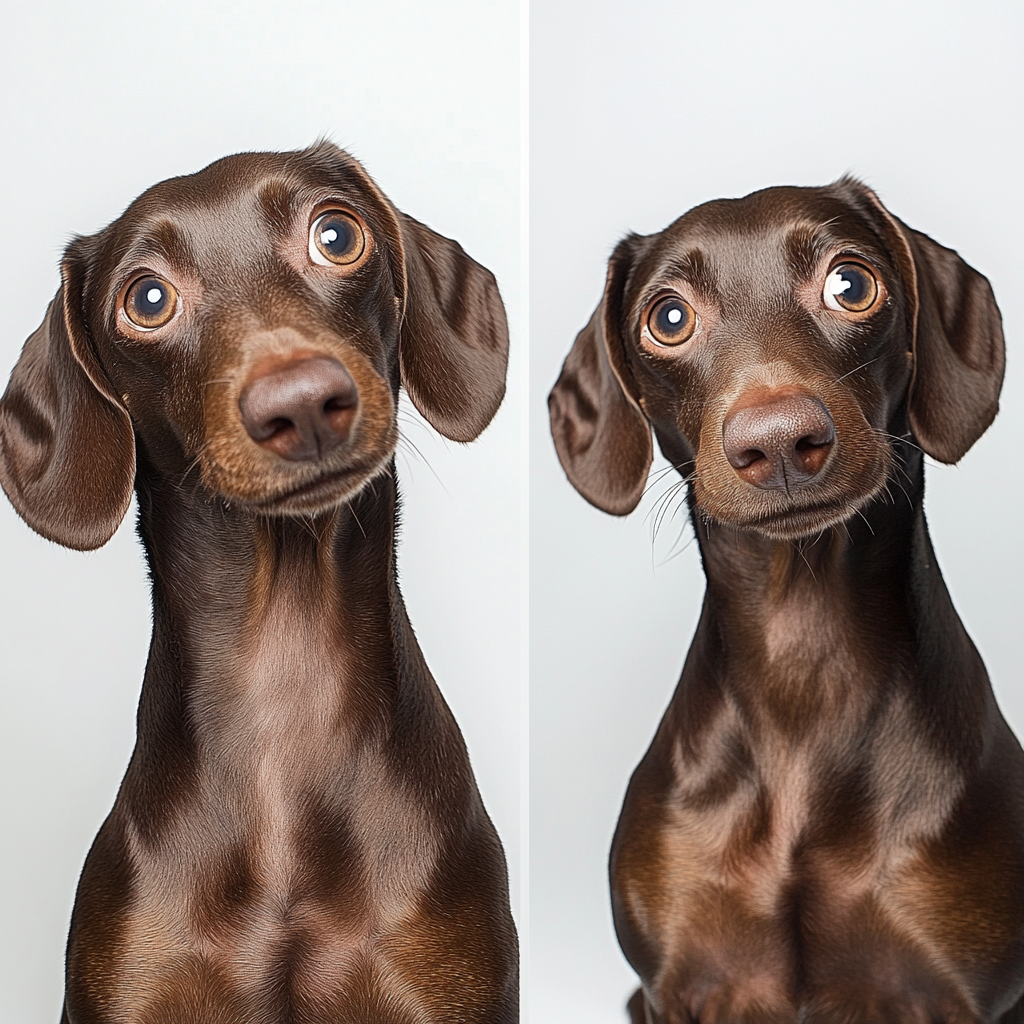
xmin=348 ymin=501 xmax=367 ymax=539
xmin=834 ymin=357 xmax=880 ymax=384
xmin=396 ymin=432 xmax=450 ymax=497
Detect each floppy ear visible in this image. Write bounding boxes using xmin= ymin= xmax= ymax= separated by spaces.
xmin=0 ymin=246 xmax=135 ymax=550
xmin=397 ymin=214 xmax=509 ymax=443
xmin=899 ymin=223 xmax=1005 ymax=463
xmin=840 ymin=180 xmax=1005 ymax=464
xmin=548 ymin=237 xmax=652 ymax=515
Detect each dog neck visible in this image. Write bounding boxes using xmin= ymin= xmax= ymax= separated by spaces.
xmin=122 ymin=454 xmax=466 ymax=836
xmin=136 ymin=461 xmax=400 ymax=689
xmin=683 ymin=442 xmax=990 ymax=749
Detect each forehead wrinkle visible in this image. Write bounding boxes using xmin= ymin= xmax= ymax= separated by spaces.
xmin=785 ymin=222 xmax=841 ymax=281
xmin=690 ymin=232 xmax=797 ymax=317
xmin=165 ymin=201 xmax=276 ymax=279
xmin=256 ymin=178 xmax=302 ymax=234
xmin=251 ymin=178 xmax=363 ymax=234
xmin=111 ymin=220 xmax=200 ymax=282
xmin=285 ymin=163 xmax=381 ymax=211
xmin=657 ymin=249 xmax=720 ymax=304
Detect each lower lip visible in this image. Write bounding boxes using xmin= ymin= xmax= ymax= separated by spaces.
xmin=258 ymin=464 xmax=370 ymax=510
xmin=754 ymin=501 xmax=854 ymax=531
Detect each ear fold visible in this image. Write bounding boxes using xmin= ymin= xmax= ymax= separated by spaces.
xmin=0 ymin=247 xmax=135 ymax=550
xmin=548 ymin=238 xmax=653 ymax=515
xmin=839 ymin=180 xmax=1005 ymax=464
xmin=397 ymin=214 xmax=509 ymax=443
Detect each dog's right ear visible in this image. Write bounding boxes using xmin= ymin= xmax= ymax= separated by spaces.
xmin=548 ymin=237 xmax=652 ymax=515
xmin=0 ymin=243 xmax=135 ymax=550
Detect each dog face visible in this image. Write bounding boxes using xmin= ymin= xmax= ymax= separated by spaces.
xmin=0 ymin=143 xmax=509 ymax=548
xmin=549 ymin=178 xmax=1004 ymax=540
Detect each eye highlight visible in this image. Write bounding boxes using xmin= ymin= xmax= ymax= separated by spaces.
xmin=823 ymin=262 xmax=879 ymax=313
xmin=644 ymin=295 xmax=697 ymax=347
xmin=309 ymin=211 xmax=366 ymax=267
xmin=124 ymin=276 xmax=178 ymax=330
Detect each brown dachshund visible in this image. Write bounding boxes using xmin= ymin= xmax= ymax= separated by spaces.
xmin=0 ymin=142 xmax=517 ymax=1023
xmin=549 ymin=179 xmax=1024 ymax=1023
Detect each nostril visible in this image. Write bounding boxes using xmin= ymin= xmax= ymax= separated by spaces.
xmin=324 ymin=393 xmax=355 ymax=414
xmin=795 ymin=420 xmax=835 ymax=452
xmin=262 ymin=417 xmax=295 ymax=440
xmin=732 ymin=446 xmax=768 ymax=470
xmin=793 ymin=426 xmax=834 ymax=478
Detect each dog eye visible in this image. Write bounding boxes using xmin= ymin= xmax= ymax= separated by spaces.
xmin=309 ymin=211 xmax=366 ymax=266
xmin=645 ymin=295 xmax=697 ymax=346
xmin=124 ymin=276 xmax=178 ymax=330
xmin=823 ymin=263 xmax=879 ymax=312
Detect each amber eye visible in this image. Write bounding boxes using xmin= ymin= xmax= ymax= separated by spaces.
xmin=309 ymin=211 xmax=366 ymax=266
xmin=645 ymin=295 xmax=697 ymax=346
xmin=124 ymin=276 xmax=178 ymax=330
xmin=823 ymin=263 xmax=879 ymax=312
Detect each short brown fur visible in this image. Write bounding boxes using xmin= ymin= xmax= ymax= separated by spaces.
xmin=0 ymin=143 xmax=517 ymax=1023
xmin=550 ymin=180 xmax=1024 ymax=1023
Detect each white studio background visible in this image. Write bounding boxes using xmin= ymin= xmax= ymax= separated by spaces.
xmin=0 ymin=3 xmax=522 ymax=1022
xmin=530 ymin=2 xmax=1024 ymax=1022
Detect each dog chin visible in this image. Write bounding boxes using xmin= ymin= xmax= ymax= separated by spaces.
xmin=245 ymin=459 xmax=392 ymax=516
xmin=703 ymin=485 xmax=886 ymax=542
xmin=736 ymin=505 xmax=867 ymax=541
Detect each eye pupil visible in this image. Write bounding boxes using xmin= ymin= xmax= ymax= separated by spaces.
xmin=322 ymin=220 xmax=352 ymax=253
xmin=840 ymin=270 xmax=865 ymax=303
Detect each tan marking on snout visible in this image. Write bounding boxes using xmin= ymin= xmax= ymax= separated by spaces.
xmin=693 ymin=361 xmax=890 ymax=539
xmin=201 ymin=326 xmax=398 ymax=512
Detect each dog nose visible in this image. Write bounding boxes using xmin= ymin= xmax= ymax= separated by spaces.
xmin=239 ymin=356 xmax=359 ymax=462
xmin=722 ymin=393 xmax=835 ymax=490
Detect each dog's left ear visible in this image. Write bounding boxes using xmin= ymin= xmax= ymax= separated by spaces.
xmin=397 ymin=214 xmax=509 ymax=442
xmin=840 ymin=180 xmax=1005 ymax=464
xmin=899 ymin=223 xmax=1005 ymax=463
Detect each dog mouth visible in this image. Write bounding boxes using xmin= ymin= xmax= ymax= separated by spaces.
xmin=199 ymin=414 xmax=399 ymax=515
xmin=201 ymin=364 xmax=400 ymax=515
xmin=251 ymin=456 xmax=390 ymax=514
xmin=728 ymin=493 xmax=879 ymax=540
xmin=692 ymin=408 xmax=893 ymax=541
xmin=696 ymin=466 xmax=889 ymax=541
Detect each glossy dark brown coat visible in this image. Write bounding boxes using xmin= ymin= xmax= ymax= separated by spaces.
xmin=0 ymin=143 xmax=517 ymax=1024
xmin=549 ymin=180 xmax=1024 ymax=1023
